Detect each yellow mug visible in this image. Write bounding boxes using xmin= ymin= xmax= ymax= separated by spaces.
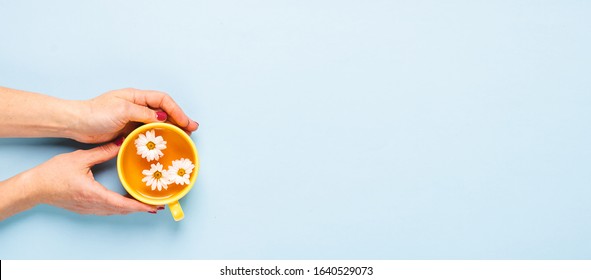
xmin=117 ymin=122 xmax=199 ymax=221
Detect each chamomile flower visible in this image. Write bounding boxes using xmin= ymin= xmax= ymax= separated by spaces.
xmin=135 ymin=129 xmax=167 ymax=162
xmin=142 ymin=162 xmax=171 ymax=191
xmin=167 ymin=158 xmax=195 ymax=185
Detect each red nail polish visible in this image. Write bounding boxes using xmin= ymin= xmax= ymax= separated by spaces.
xmin=114 ymin=137 xmax=124 ymax=146
xmin=157 ymin=206 xmax=165 ymax=210
xmin=148 ymin=211 xmax=157 ymax=214
xmin=156 ymin=111 xmax=167 ymax=121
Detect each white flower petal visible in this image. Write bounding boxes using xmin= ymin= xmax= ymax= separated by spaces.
xmin=141 ymin=162 xmax=169 ymax=191
xmin=135 ymin=129 xmax=167 ymax=162
xmin=165 ymin=158 xmax=196 ymax=186
xmin=156 ymin=144 xmax=167 ymax=150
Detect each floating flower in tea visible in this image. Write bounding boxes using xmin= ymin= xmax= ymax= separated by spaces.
xmin=135 ymin=129 xmax=167 ymax=162
xmin=167 ymin=158 xmax=195 ymax=185
xmin=135 ymin=128 xmax=195 ymax=191
xmin=142 ymin=162 xmax=171 ymax=191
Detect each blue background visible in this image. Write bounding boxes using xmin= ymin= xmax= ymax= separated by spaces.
xmin=1 ymin=0 xmax=590 ymax=259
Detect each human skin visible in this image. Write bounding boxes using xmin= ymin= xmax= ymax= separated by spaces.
xmin=0 ymin=87 xmax=199 ymax=221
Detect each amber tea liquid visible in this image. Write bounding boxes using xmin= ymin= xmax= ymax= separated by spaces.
xmin=119 ymin=127 xmax=198 ymax=200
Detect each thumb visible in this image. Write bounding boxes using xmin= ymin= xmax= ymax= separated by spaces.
xmin=84 ymin=141 xmax=121 ymax=166
xmin=127 ymin=104 xmax=167 ymax=124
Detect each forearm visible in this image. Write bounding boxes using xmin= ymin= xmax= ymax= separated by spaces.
xmin=0 ymin=170 xmax=40 ymax=221
xmin=0 ymin=86 xmax=82 ymax=139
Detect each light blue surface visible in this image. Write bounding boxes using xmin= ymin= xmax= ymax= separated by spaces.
xmin=1 ymin=0 xmax=591 ymax=259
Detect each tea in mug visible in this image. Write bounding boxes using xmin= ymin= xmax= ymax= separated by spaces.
xmin=119 ymin=128 xmax=198 ymax=200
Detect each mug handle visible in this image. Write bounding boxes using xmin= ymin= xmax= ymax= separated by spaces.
xmin=168 ymin=200 xmax=184 ymax=221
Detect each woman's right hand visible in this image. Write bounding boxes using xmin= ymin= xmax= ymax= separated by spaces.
xmin=21 ymin=141 xmax=160 ymax=216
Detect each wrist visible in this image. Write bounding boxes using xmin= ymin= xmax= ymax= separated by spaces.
xmin=61 ymin=99 xmax=88 ymax=141
xmin=17 ymin=168 xmax=46 ymax=207
xmin=0 ymin=170 xmax=42 ymax=221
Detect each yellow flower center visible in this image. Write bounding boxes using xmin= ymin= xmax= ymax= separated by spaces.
xmin=153 ymin=171 xmax=162 ymax=179
xmin=146 ymin=141 xmax=156 ymax=150
xmin=177 ymin=169 xmax=186 ymax=176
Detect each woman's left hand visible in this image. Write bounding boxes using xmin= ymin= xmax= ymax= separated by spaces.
xmin=71 ymin=88 xmax=199 ymax=144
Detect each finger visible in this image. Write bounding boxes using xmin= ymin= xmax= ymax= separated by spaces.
xmin=126 ymin=88 xmax=199 ymax=132
xmin=100 ymin=188 xmax=157 ymax=213
xmin=122 ymin=193 xmax=165 ymax=210
xmin=164 ymin=119 xmax=193 ymax=136
xmin=120 ymin=122 xmax=142 ymax=138
xmin=82 ymin=141 xmax=121 ymax=166
xmin=126 ymin=104 xmax=167 ymax=124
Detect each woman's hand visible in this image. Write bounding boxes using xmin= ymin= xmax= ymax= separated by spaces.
xmin=34 ymin=141 xmax=158 ymax=215
xmin=0 ymin=141 xmax=160 ymax=220
xmin=72 ymin=88 xmax=199 ymax=144
xmin=0 ymin=87 xmax=193 ymax=220
xmin=0 ymin=86 xmax=198 ymax=142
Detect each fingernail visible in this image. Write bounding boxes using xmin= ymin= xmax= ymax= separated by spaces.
xmin=157 ymin=206 xmax=165 ymax=210
xmin=156 ymin=111 xmax=167 ymax=121
xmin=114 ymin=137 xmax=124 ymax=146
xmin=148 ymin=211 xmax=157 ymax=214
xmin=194 ymin=121 xmax=199 ymax=130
